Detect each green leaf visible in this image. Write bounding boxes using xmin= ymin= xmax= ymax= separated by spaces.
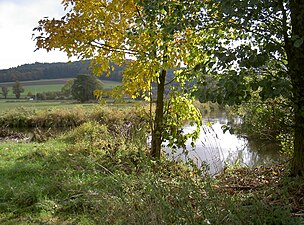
xmin=206 ymin=121 xmax=212 ymax=127
xmin=294 ymin=38 xmax=303 ymax=48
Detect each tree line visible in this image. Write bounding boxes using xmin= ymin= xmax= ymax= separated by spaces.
xmin=0 ymin=60 xmax=124 ymax=83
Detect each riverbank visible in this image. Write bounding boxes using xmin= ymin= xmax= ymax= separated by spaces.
xmin=0 ymin=134 xmax=303 ymax=224
xmin=0 ymin=105 xmax=302 ymax=224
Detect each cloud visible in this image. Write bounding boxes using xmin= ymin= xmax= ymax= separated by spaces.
xmin=0 ymin=0 xmax=74 ymax=69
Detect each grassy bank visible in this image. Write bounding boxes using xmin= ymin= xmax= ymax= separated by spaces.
xmin=0 ymin=137 xmax=303 ymax=224
xmin=0 ymin=107 xmax=303 ymax=224
xmin=0 ymin=104 xmax=145 ymax=129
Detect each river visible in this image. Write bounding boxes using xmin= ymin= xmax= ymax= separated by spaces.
xmin=165 ymin=115 xmax=281 ymax=175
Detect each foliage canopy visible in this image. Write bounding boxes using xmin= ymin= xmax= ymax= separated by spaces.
xmin=196 ymin=0 xmax=304 ymax=176
xmin=1 ymin=86 xmax=9 ymax=99
xmin=12 ymin=82 xmax=24 ymax=99
xmin=71 ymin=74 xmax=102 ymax=103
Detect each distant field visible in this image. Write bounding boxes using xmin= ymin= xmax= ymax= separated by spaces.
xmin=102 ymin=80 xmax=122 ymax=90
xmin=0 ymin=99 xmax=140 ymax=114
xmin=24 ymin=84 xmax=63 ymax=95
xmin=0 ymin=79 xmax=122 ymax=98
xmin=0 ymin=99 xmax=98 ymax=113
xmin=0 ymin=78 xmax=121 ymax=88
xmin=0 ymin=78 xmax=70 ymax=87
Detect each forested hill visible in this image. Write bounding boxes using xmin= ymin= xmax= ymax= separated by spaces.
xmin=0 ymin=60 xmax=124 ymax=83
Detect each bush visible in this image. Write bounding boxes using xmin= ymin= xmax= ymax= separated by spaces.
xmin=228 ymin=97 xmax=293 ymax=142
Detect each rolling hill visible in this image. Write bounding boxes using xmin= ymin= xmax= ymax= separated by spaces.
xmin=0 ymin=60 xmax=124 ymax=83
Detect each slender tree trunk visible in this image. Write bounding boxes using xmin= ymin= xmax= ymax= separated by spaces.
xmin=151 ymin=69 xmax=166 ymax=159
xmin=287 ymin=0 xmax=304 ymax=176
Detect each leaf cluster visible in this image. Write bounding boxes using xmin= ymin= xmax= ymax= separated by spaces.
xmin=195 ymin=0 xmax=293 ymax=106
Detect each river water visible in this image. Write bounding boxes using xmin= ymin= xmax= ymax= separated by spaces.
xmin=165 ymin=115 xmax=281 ymax=175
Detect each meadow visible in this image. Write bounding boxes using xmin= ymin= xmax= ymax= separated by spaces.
xmin=0 ymin=78 xmax=123 ymax=113
xmin=0 ymin=79 xmax=122 ymax=98
xmin=0 ymin=99 xmax=94 ymax=113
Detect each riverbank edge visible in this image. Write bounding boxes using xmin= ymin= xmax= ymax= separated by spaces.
xmin=0 ymin=137 xmax=303 ymax=224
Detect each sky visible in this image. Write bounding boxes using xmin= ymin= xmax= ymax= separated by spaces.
xmin=0 ymin=0 xmax=75 ymax=70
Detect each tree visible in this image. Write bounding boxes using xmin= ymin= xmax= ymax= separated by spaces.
xmin=34 ymin=0 xmax=205 ymax=159
xmin=1 ymin=86 xmax=9 ymax=99
xmin=27 ymin=91 xmax=33 ymax=98
xmin=61 ymin=78 xmax=75 ymax=97
xmin=71 ymin=74 xmax=103 ymax=103
xmin=197 ymin=0 xmax=304 ymax=176
xmin=12 ymin=81 xmax=24 ymax=99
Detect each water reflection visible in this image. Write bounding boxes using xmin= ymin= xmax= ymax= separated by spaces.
xmin=165 ymin=116 xmax=281 ymax=175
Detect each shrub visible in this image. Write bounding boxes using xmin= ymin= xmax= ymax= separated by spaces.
xmin=228 ymin=97 xmax=293 ymax=142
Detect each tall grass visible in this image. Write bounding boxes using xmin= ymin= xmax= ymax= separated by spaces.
xmin=0 ymin=146 xmax=301 ymax=224
xmin=0 ymin=105 xmax=147 ymax=129
xmin=0 ymin=105 xmax=302 ymax=224
xmin=0 ymin=118 xmax=302 ymax=224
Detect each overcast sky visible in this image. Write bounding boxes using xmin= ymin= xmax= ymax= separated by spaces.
xmin=0 ymin=0 xmax=74 ymax=70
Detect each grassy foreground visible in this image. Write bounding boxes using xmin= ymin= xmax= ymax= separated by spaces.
xmin=0 ymin=107 xmax=303 ymax=224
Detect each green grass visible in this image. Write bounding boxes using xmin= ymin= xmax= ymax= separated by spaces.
xmin=23 ymin=84 xmax=64 ymax=96
xmin=0 ymin=99 xmax=140 ymax=114
xmin=0 ymin=78 xmax=123 ymax=113
xmin=101 ymin=80 xmax=122 ymax=90
xmin=0 ymin=79 xmax=122 ymax=98
xmin=0 ymin=136 xmax=302 ymax=224
xmin=3 ymin=84 xmax=64 ymax=98
xmin=0 ymin=79 xmax=67 ymax=98
xmin=0 ymin=78 xmax=69 ymax=87
xmin=0 ymin=99 xmax=97 ymax=113
xmin=0 ymin=106 xmax=302 ymax=224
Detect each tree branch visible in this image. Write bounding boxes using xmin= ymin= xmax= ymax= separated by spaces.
xmin=165 ymin=78 xmax=176 ymax=86
xmin=90 ymin=40 xmax=139 ymax=56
